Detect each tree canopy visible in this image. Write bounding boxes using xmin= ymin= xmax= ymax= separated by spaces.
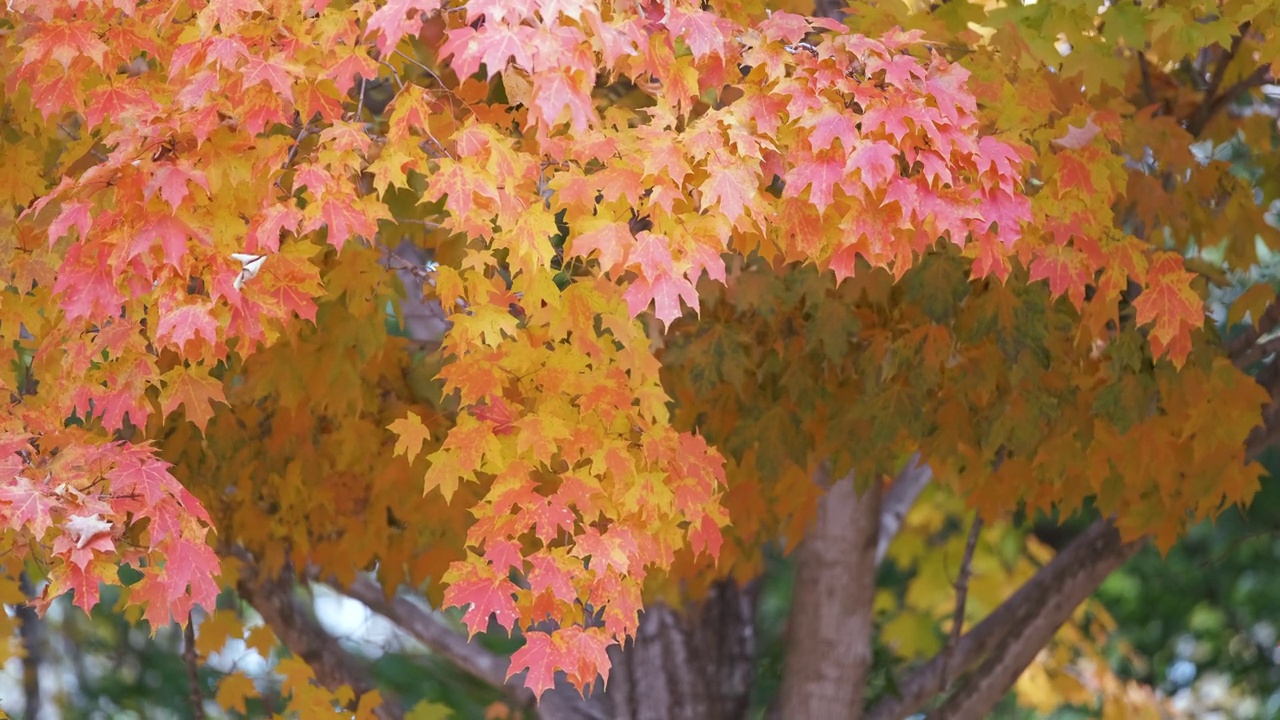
xmin=2 ymin=0 xmax=1279 ymax=717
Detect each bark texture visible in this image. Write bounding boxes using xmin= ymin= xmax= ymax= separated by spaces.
xmin=777 ymin=469 xmax=882 ymax=720
xmin=607 ymin=579 xmax=758 ymax=720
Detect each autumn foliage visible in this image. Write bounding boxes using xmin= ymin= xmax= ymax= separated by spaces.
xmin=1 ymin=0 xmax=1277 ymax=711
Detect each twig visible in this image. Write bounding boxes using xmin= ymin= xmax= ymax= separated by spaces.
xmin=939 ymin=514 xmax=983 ymax=692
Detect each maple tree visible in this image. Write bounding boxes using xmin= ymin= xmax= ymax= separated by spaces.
xmin=2 ymin=0 xmax=1280 ymax=717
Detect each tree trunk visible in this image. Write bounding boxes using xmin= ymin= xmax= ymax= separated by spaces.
xmin=777 ymin=468 xmax=881 ymax=720
xmin=17 ymin=572 xmax=43 ymax=720
xmin=604 ymin=578 xmax=759 ymax=720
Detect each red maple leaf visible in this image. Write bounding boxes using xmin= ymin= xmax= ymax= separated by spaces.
xmin=507 ymin=631 xmax=565 ymax=700
xmin=527 ymin=553 xmax=579 ymax=604
xmin=442 ymin=561 xmax=520 ymax=636
xmin=22 ymin=17 xmax=109 ymax=71
xmin=483 ymin=539 xmax=525 ymax=575
xmin=130 ymin=214 xmax=198 ymax=270
xmin=1135 ymin=252 xmax=1204 ymax=366
xmin=526 ymin=497 xmax=576 ymax=544
xmin=557 ymin=625 xmax=613 ymax=693
xmin=700 ymin=155 xmax=758 ymax=223
xmin=622 ymin=271 xmax=699 ymax=328
xmin=54 ymin=243 xmax=125 ymax=322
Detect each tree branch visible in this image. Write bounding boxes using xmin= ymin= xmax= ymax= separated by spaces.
xmin=865 ymin=517 xmax=1143 ymax=720
xmin=1186 ymin=23 xmax=1271 ymax=137
xmin=236 ymin=562 xmax=403 ymax=720
xmin=938 ymin=514 xmax=983 ymax=693
xmin=335 ymin=576 xmax=607 ymax=720
xmin=339 ymin=576 xmax=529 ymax=702
xmin=875 ymin=453 xmax=932 ymax=566
xmin=184 ymin=615 xmax=207 ymax=720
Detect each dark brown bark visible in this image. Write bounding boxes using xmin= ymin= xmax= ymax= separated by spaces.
xmin=777 ymin=468 xmax=882 ymax=720
xmin=608 ymin=579 xmax=758 ymax=720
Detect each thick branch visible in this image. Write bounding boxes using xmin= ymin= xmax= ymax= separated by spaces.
xmin=866 ymin=518 xmax=1142 ymax=720
xmin=337 ymin=577 xmax=606 ymax=720
xmin=777 ymin=466 xmax=881 ymax=720
xmin=236 ymin=563 xmax=402 ymax=720
xmin=340 ymin=576 xmax=528 ymax=701
xmin=875 ymin=453 xmax=932 ymax=565
xmin=184 ymin=616 xmax=207 ymax=720
xmin=1185 ymin=23 xmax=1270 ymax=137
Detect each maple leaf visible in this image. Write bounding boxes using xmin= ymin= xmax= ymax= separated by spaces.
xmin=701 ymin=155 xmax=758 ymax=224
xmin=1134 ymin=253 xmax=1204 ymax=367
xmin=158 ymin=365 xmax=227 ymax=432
xmin=442 ymin=23 xmax=535 ymax=78
xmin=0 ymin=474 xmax=57 ymax=538
xmin=442 ymin=560 xmax=520 ymax=636
xmin=46 ymin=559 xmax=109 ymax=615
xmin=154 ymin=300 xmax=220 ymax=354
xmin=1052 ymin=115 xmax=1103 ymax=150
xmin=240 ymin=55 xmax=299 ymax=102
xmin=192 ymin=0 xmax=265 ymax=35
xmin=305 ymin=196 xmax=386 ymax=252
xmin=527 ymin=552 xmax=579 ymax=604
xmin=22 ymin=18 xmax=110 ymax=71
xmin=246 ymin=203 xmax=303 ymax=253
xmin=48 ymin=200 xmax=93 ymax=246
xmin=531 ymin=69 xmax=595 ymax=132
xmin=623 ymin=272 xmax=699 ymax=328
xmin=389 ymin=411 xmax=432 ymax=461
xmin=54 ymin=243 xmax=125 ymax=321
xmin=507 ymin=631 xmax=563 ymax=700
xmin=366 ymin=0 xmax=441 ymax=56
xmin=787 ymin=150 xmax=846 ymax=213
xmin=669 ymin=8 xmax=733 ymax=59
xmin=131 ymin=215 xmax=197 ymax=270
xmin=107 ymin=452 xmax=184 ymax=506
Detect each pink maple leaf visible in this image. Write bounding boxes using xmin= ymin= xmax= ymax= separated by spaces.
xmin=701 ymin=157 xmax=757 ymax=223
xmin=144 ymin=161 xmax=210 ymax=211
xmin=48 ymin=200 xmax=92 ymax=246
xmin=366 ymin=0 xmax=441 ymax=56
xmin=108 ymin=453 xmax=183 ymax=505
xmin=531 ymin=69 xmax=595 ymax=132
xmin=623 ymin=272 xmax=699 ymax=328
xmin=154 ymin=301 xmax=219 ymax=353
xmin=0 ymin=474 xmax=57 ymax=538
